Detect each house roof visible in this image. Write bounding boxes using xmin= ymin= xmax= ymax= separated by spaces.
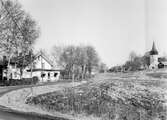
xmin=150 ymin=41 xmax=158 ymax=55
xmin=34 ymin=51 xmax=54 ymax=67
xmin=34 ymin=51 xmax=64 ymax=70
xmin=0 ymin=51 xmax=64 ymax=70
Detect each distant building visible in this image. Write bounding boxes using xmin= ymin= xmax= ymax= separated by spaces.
xmin=162 ymin=61 xmax=167 ymax=67
xmin=158 ymin=57 xmax=167 ymax=68
xmin=149 ymin=41 xmax=159 ymax=69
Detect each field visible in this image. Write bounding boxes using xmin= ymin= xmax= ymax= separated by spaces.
xmin=26 ymin=72 xmax=167 ymax=120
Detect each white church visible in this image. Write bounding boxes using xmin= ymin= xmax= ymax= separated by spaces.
xmin=149 ymin=42 xmax=159 ymax=69
xmin=148 ymin=41 xmax=167 ymax=69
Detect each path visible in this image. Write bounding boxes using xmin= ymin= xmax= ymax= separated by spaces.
xmin=0 ymin=82 xmax=79 ymax=120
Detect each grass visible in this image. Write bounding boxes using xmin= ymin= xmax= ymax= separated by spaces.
xmin=146 ymin=72 xmax=167 ymax=79
xmin=25 ymin=73 xmax=167 ymax=120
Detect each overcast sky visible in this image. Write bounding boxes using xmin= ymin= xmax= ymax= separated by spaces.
xmin=18 ymin=0 xmax=167 ymax=67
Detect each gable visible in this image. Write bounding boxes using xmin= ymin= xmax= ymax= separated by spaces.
xmin=33 ymin=55 xmax=53 ymax=69
xmin=24 ymin=52 xmax=63 ymax=71
xmin=34 ymin=52 xmax=54 ymax=66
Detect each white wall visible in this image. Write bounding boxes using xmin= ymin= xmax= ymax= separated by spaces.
xmin=3 ymin=55 xmax=61 ymax=82
xmin=23 ymin=55 xmax=61 ymax=82
xmin=32 ymin=71 xmax=60 ymax=82
xmin=3 ymin=65 xmax=21 ymax=79
xmin=149 ymin=55 xmax=159 ymax=69
xmin=34 ymin=55 xmax=52 ymax=69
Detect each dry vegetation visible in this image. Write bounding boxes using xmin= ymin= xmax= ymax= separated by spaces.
xmin=26 ymin=73 xmax=167 ymax=120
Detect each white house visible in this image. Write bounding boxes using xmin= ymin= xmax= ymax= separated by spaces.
xmin=2 ymin=51 xmax=63 ymax=82
xmin=3 ymin=65 xmax=21 ymax=80
xmin=23 ymin=52 xmax=62 ymax=82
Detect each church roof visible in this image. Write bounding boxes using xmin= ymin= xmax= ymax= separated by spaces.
xmin=150 ymin=42 xmax=158 ymax=55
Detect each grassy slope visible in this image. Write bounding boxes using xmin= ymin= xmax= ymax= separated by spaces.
xmin=26 ymin=72 xmax=167 ymax=120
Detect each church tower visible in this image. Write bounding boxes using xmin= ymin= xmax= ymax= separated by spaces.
xmin=149 ymin=41 xmax=159 ymax=69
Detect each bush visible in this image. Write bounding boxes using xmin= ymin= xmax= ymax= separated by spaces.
xmin=3 ymin=77 xmax=39 ymax=86
xmin=25 ymin=82 xmax=167 ymax=120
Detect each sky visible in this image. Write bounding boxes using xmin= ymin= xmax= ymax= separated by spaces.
xmin=17 ymin=0 xmax=167 ymax=67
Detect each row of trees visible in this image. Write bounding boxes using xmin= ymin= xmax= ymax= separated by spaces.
xmin=109 ymin=51 xmax=150 ymax=72
xmin=123 ymin=51 xmax=150 ymax=71
xmin=109 ymin=51 xmax=167 ymax=72
xmin=52 ymin=45 xmax=100 ymax=80
xmin=0 ymin=0 xmax=104 ymax=81
xmin=0 ymin=0 xmax=40 ymax=79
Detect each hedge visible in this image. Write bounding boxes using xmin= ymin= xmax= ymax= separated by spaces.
xmin=3 ymin=76 xmax=39 ymax=86
xmin=25 ymin=82 xmax=167 ymax=120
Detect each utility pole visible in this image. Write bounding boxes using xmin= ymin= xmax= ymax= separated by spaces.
xmin=30 ymin=48 xmax=33 ymax=96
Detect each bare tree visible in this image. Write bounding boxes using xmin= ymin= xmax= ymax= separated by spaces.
xmin=124 ymin=51 xmax=145 ymax=71
xmin=0 ymin=0 xmax=40 ymax=80
xmin=85 ymin=45 xmax=99 ymax=77
xmin=129 ymin=51 xmax=137 ymax=62
xmin=99 ymin=62 xmax=108 ymax=73
xmin=52 ymin=45 xmax=100 ymax=80
xmin=51 ymin=45 xmax=65 ymax=68
xmin=72 ymin=46 xmax=87 ymax=79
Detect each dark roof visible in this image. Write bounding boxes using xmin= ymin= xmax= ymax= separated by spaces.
xmin=150 ymin=41 xmax=158 ymax=55
xmin=158 ymin=57 xmax=167 ymax=62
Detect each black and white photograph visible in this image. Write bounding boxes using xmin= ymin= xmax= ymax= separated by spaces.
xmin=0 ymin=0 xmax=167 ymax=120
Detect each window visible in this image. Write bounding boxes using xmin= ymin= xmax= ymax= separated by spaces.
xmin=41 ymin=73 xmax=46 ymax=78
xmin=54 ymin=73 xmax=58 ymax=77
xmin=10 ymin=73 xmax=12 ymax=79
xmin=14 ymin=72 xmax=17 ymax=78
xmin=48 ymin=72 xmax=50 ymax=79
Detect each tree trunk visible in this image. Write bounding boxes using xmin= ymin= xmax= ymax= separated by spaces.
xmin=88 ymin=66 xmax=92 ymax=78
xmin=20 ymin=68 xmax=23 ymax=79
xmin=81 ymin=65 xmax=84 ymax=80
xmin=7 ymin=54 xmax=12 ymax=81
xmin=72 ymin=65 xmax=75 ymax=82
xmin=82 ymin=65 xmax=86 ymax=80
xmin=20 ymin=54 xmax=26 ymax=79
xmin=84 ymin=65 xmax=88 ymax=79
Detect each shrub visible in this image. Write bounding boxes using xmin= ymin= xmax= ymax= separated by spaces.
xmin=25 ymin=81 xmax=167 ymax=120
xmin=3 ymin=77 xmax=39 ymax=86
